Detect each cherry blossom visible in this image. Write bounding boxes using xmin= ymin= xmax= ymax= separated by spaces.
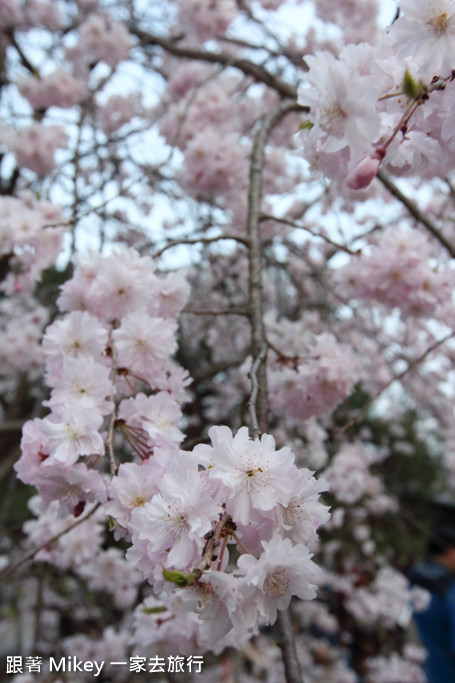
xmin=193 ymin=426 xmax=297 ymax=525
xmin=237 ymin=536 xmax=320 ymax=624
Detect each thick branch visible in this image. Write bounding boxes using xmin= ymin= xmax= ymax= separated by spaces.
xmin=247 ymin=99 xmax=304 ymax=683
xmin=276 ymin=609 xmax=303 ymax=683
xmin=377 ymin=170 xmax=455 ymax=259
xmin=248 ymin=344 xmax=268 ymax=439
xmin=247 ymin=100 xmax=304 ymax=432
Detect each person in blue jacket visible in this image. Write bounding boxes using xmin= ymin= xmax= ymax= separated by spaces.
xmin=409 ymin=525 xmax=455 ymax=683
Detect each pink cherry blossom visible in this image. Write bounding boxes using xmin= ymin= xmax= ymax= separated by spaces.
xmin=194 ymin=426 xmax=297 ymax=525
xmin=237 ymin=535 xmax=320 ymax=624
xmin=346 ymin=153 xmax=382 ymax=189
xmin=39 ymin=406 xmax=105 ymax=464
xmin=112 ymin=313 xmax=177 ymax=383
xmin=129 ymin=466 xmax=221 ymax=572
xmin=44 ymin=356 xmax=114 ymax=415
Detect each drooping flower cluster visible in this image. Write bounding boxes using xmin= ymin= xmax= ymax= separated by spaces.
xmin=13 ymin=247 xmax=329 ymax=653
xmin=114 ymin=426 xmax=329 ymax=651
xmin=15 ymin=247 xmax=190 ymax=515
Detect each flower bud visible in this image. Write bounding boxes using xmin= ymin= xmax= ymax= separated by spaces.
xmin=346 ymin=154 xmax=381 ymax=190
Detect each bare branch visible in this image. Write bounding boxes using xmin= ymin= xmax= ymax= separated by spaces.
xmin=377 ymin=170 xmax=455 ymax=259
xmin=182 ymin=307 xmax=250 ymax=316
xmin=276 ymin=609 xmax=303 ymax=683
xmin=339 ymin=330 xmax=455 ymax=433
xmin=247 ymin=99 xmax=305 ymax=683
xmin=106 ymin=332 xmax=119 ymax=476
xmin=261 ymin=213 xmax=361 ymax=256
xmin=0 ymin=504 xmax=100 ymax=582
xmin=248 ymin=344 xmax=268 ymax=439
xmin=131 ymin=28 xmax=300 ymax=99
xmin=153 ymin=233 xmax=249 ymax=258
xmin=248 ymin=100 xmax=305 ymax=433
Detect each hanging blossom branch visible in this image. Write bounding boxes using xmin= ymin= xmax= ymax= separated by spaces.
xmin=246 ymin=98 xmax=306 ymax=683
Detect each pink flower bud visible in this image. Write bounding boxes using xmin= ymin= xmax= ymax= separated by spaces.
xmin=346 ymin=154 xmax=381 ymax=190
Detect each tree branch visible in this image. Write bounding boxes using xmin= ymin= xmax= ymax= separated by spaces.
xmin=261 ymin=213 xmax=361 ymax=256
xmin=182 ymin=307 xmax=250 ymax=316
xmin=247 ymin=100 xmax=304 ymax=433
xmin=131 ymin=28 xmax=300 ymax=99
xmin=339 ymin=330 xmax=455 ymax=433
xmin=247 ymin=99 xmax=304 ymax=683
xmin=0 ymin=504 xmax=100 ymax=582
xmin=248 ymin=344 xmax=268 ymax=439
xmin=377 ymin=170 xmax=455 ymax=259
xmin=153 ymin=234 xmax=249 ymax=258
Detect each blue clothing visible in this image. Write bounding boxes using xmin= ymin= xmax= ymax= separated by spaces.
xmin=409 ymin=559 xmax=455 ymax=683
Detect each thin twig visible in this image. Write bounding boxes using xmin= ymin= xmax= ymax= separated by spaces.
xmin=339 ymin=330 xmax=455 ymax=433
xmin=0 ymin=504 xmax=100 ymax=582
xmin=260 ymin=213 xmax=361 ymax=256
xmin=182 ymin=307 xmax=250 ymax=316
xmin=377 ymin=170 xmax=455 ymax=259
xmin=153 ymin=234 xmax=249 ymax=258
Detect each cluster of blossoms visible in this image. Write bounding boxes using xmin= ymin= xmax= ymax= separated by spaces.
xmin=3 ymin=0 xmax=454 ymax=679
xmin=345 ymin=565 xmax=430 ymax=628
xmin=267 ymin=322 xmax=358 ymax=422
xmin=112 ymin=425 xmax=329 ymax=652
xmin=366 ymin=648 xmax=427 ymax=683
xmin=15 ymin=247 xmax=189 ymax=514
xmin=324 ymin=443 xmax=385 ymax=505
xmin=298 ymin=0 xmax=455 ymax=188
xmin=0 ymin=195 xmax=65 ymax=294
xmin=175 ymin=0 xmax=238 ymax=41
xmin=13 ymin=247 xmax=330 ymax=652
xmin=336 ymin=227 xmax=455 ymax=316
xmin=18 ymin=68 xmax=87 ymax=111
